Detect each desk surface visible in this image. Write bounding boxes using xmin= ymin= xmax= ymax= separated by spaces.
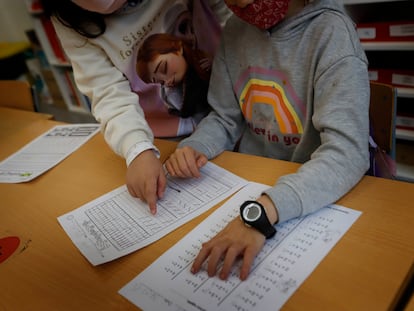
xmin=1 ymin=113 xmax=413 ymax=311
xmin=0 ymin=107 xmax=53 ymax=159
xmin=0 ymin=106 xmax=53 ymax=123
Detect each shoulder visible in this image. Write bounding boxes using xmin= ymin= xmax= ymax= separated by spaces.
xmin=304 ymin=2 xmax=360 ymax=48
xmin=305 ymin=8 xmax=366 ymax=62
xmin=50 ymin=16 xmax=93 ymax=49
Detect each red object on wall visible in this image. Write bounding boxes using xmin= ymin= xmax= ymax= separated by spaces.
xmin=369 ymin=69 xmax=414 ymax=89
xmin=357 ymin=21 xmax=414 ymax=42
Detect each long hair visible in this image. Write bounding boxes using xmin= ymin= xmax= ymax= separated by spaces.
xmin=40 ymin=0 xmax=106 ymax=38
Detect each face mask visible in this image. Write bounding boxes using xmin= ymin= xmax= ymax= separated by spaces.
xmin=227 ymin=0 xmax=291 ymax=30
xmin=71 ymin=0 xmax=127 ymax=14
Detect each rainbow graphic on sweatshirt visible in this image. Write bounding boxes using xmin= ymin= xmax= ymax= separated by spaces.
xmin=234 ymin=67 xmax=305 ymax=135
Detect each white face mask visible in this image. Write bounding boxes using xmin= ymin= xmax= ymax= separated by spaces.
xmin=71 ymin=0 xmax=127 ymax=14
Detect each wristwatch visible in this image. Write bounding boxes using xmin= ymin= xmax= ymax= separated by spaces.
xmin=240 ymin=201 xmax=277 ymax=239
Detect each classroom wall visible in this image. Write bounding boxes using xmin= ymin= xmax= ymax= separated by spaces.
xmin=0 ymin=0 xmax=34 ymax=42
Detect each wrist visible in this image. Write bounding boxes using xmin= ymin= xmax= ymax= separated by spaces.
xmin=240 ymin=200 xmax=277 ymax=239
xmin=257 ymin=194 xmax=278 ymax=225
xmin=126 ymin=142 xmax=160 ymax=166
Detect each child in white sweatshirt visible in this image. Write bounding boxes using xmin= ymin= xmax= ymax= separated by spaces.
xmin=40 ymin=0 xmax=231 ymax=213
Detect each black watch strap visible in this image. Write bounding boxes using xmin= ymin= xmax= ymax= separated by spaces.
xmin=240 ymin=200 xmax=277 ymax=239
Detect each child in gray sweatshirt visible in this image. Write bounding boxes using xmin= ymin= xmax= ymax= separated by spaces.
xmin=165 ymin=0 xmax=370 ymax=281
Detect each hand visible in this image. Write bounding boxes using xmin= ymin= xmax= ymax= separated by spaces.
xmin=126 ymin=149 xmax=166 ymax=215
xmin=191 ymin=216 xmax=265 ymax=281
xmin=164 ymin=146 xmax=208 ymax=178
xmin=191 ymin=194 xmax=278 ymax=280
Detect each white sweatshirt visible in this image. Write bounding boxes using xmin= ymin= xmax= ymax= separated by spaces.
xmin=52 ymin=0 xmax=231 ymax=164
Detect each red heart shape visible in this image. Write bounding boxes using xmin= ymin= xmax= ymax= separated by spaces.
xmin=0 ymin=236 xmax=20 ymax=264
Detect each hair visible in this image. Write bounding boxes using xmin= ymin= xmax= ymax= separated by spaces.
xmin=40 ymin=0 xmax=106 ymax=38
xmin=136 ymin=33 xmax=185 ymax=83
xmin=136 ymin=33 xmax=211 ymax=118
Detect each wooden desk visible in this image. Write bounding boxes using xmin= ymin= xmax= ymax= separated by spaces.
xmin=0 ymin=106 xmax=53 ymax=126
xmin=1 ymin=114 xmax=413 ymax=311
xmin=0 ymin=107 xmax=54 ymax=159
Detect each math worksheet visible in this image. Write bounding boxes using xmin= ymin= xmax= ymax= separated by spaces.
xmin=0 ymin=124 xmax=99 ymax=183
xmin=57 ymin=162 xmax=249 ymax=265
xmin=120 ymin=182 xmax=362 ymax=311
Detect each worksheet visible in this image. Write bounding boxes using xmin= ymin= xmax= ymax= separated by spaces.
xmin=57 ymin=162 xmax=249 ymax=265
xmin=120 ymin=182 xmax=362 ymax=311
xmin=0 ymin=124 xmax=100 ymax=183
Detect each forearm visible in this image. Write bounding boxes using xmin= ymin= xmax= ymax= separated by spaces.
xmin=53 ymin=19 xmax=155 ymax=159
xmin=265 ymin=58 xmax=370 ymax=224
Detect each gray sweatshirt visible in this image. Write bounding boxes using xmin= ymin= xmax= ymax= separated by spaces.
xmin=178 ymin=0 xmax=370 ymax=223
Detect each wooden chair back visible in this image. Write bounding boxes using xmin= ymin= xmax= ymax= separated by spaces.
xmin=0 ymin=80 xmax=35 ymax=111
xmin=369 ymin=81 xmax=396 ymax=158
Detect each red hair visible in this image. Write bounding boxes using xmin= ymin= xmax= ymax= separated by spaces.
xmin=136 ymin=33 xmax=184 ymax=83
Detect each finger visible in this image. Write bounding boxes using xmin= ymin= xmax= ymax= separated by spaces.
xmin=144 ymin=181 xmax=158 ymax=215
xmin=183 ymin=152 xmax=201 ymax=178
xmin=169 ymin=150 xmax=196 ymax=178
xmin=157 ymin=169 xmax=167 ymax=199
xmin=196 ymin=155 xmax=208 ymax=169
xmin=206 ymin=245 xmax=227 ymax=277
xmin=191 ymin=243 xmax=211 ymax=274
xmin=172 ymin=150 xmax=194 ymax=177
xmin=239 ymin=245 xmax=259 ymax=281
xmin=126 ymin=183 xmax=138 ymax=198
xmin=147 ymin=197 xmax=157 ymax=215
xmin=167 ymin=153 xmax=188 ymax=177
xmin=164 ymin=160 xmax=176 ymax=176
xmin=219 ymin=245 xmax=240 ymax=280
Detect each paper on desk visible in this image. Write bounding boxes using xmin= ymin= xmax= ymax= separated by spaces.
xmin=119 ymin=182 xmax=362 ymax=311
xmin=57 ymin=162 xmax=249 ymax=265
xmin=0 ymin=124 xmax=100 ymax=183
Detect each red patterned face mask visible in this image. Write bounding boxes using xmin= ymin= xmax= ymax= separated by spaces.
xmin=227 ymin=0 xmax=291 ymax=30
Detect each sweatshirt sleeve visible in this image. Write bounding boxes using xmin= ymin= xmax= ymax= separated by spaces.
xmin=178 ymin=41 xmax=245 ymax=158
xmin=265 ymin=55 xmax=370 ymax=223
xmin=52 ymin=19 xmax=155 ymax=159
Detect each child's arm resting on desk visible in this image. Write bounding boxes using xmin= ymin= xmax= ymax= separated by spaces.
xmin=191 ymin=193 xmax=278 ymax=281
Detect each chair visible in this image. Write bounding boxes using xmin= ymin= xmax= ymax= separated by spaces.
xmin=0 ymin=80 xmax=36 ymax=111
xmin=367 ymin=81 xmax=397 ymax=179
xmin=369 ymin=81 xmax=396 ymax=158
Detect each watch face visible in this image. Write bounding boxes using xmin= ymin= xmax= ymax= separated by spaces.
xmin=242 ymin=202 xmax=262 ymax=222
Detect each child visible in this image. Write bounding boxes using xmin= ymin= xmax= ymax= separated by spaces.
xmin=165 ymin=0 xmax=370 ymax=280
xmin=136 ymin=33 xmax=212 ymax=121
xmin=40 ymin=0 xmax=231 ymax=214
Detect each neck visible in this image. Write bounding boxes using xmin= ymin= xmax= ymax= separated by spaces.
xmin=286 ymin=0 xmax=308 ymax=19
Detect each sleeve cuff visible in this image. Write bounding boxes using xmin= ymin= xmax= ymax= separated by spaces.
xmin=263 ymin=183 xmax=302 ymax=224
xmin=125 ymin=141 xmax=160 ymax=166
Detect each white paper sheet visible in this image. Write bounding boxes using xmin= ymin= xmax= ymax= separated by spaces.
xmin=120 ymin=182 xmax=362 ymax=311
xmin=0 ymin=124 xmax=99 ymax=183
xmin=57 ymin=162 xmax=249 ymax=265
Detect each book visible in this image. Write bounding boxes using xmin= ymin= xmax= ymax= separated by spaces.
xmin=40 ymin=16 xmax=68 ymax=64
xmin=369 ymin=68 xmax=414 ymax=89
xmin=357 ymin=21 xmax=414 ymax=42
xmin=63 ymin=70 xmax=90 ymax=112
xmin=25 ymin=0 xmax=43 ymax=13
xmin=396 ymin=114 xmax=414 ymax=131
